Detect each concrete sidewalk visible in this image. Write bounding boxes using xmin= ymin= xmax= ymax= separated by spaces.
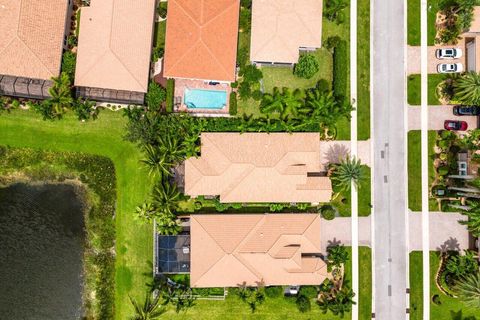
xmin=408 ymin=105 xmax=478 ymax=131
xmin=319 ymin=140 xmax=371 ymax=170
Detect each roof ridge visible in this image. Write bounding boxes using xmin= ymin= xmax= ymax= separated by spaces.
xmin=75 ymin=49 xmax=110 ymax=84
xmin=292 ymin=8 xmax=317 ymax=46
xmin=199 ymin=39 xmax=231 ymax=80
xmin=220 ymin=164 xmax=255 ymax=201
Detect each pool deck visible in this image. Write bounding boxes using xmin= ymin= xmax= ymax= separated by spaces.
xmin=173 ymin=79 xmax=231 ymax=115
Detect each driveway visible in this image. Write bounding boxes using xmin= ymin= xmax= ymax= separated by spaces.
xmin=408 ymin=105 xmax=478 ymax=130
xmin=320 ymin=217 xmax=371 ymax=253
xmin=319 ymin=140 xmax=371 ymax=170
xmin=407 ymin=41 xmax=466 ymax=75
xmin=409 ymin=212 xmax=471 ymax=251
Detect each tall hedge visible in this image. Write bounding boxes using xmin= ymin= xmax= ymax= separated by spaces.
xmin=166 ymin=79 xmax=175 ymax=113
xmin=229 ymin=92 xmax=237 ymax=115
xmin=333 ymin=40 xmax=348 ymax=100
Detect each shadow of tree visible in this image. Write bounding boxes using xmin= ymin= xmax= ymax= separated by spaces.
xmin=450 ymin=309 xmax=477 ymax=320
xmin=436 ymin=237 xmax=461 ymax=253
xmin=326 ymin=237 xmax=343 ymax=249
xmin=324 ymin=144 xmax=350 ymax=165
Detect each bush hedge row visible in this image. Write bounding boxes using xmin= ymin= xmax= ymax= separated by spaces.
xmin=166 ymin=79 xmax=175 ymax=113
xmin=229 ymin=92 xmax=237 ymax=115
xmin=0 ymin=146 xmax=116 ymax=319
xmin=333 ymin=40 xmax=348 ymax=100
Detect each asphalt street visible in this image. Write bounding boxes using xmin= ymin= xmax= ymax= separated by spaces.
xmin=372 ymin=0 xmax=408 ymax=319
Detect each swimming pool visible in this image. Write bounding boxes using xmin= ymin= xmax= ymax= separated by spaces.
xmin=184 ymin=88 xmax=227 ymax=109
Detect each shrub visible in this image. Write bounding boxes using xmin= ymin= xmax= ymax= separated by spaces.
xmin=166 ymin=79 xmax=175 ymax=113
xmin=231 ymin=81 xmax=239 ymax=89
xmin=265 ymin=286 xmax=283 ymax=298
xmin=67 ymin=35 xmax=78 ymax=47
xmin=152 ymin=46 xmax=164 ymax=62
xmin=145 ymin=82 xmax=166 ymax=112
xmin=299 ymin=286 xmax=318 ymax=299
xmin=239 ymin=6 xmax=251 ymax=31
xmin=323 ymin=36 xmax=341 ymax=51
xmin=439 ymin=153 xmax=448 ymax=161
xmin=61 ymin=51 xmax=77 ymax=81
xmin=294 ymin=54 xmax=319 ymax=79
xmin=157 ymin=1 xmax=168 ymax=19
xmin=251 ymin=90 xmax=263 ymax=101
xmin=296 ymin=203 xmax=309 ymax=211
xmin=320 ymin=205 xmax=336 ymax=220
xmin=316 ymin=79 xmax=331 ymax=93
xmin=238 ymin=82 xmax=252 ymax=100
xmin=437 ymin=166 xmax=449 ymax=176
xmin=437 ymin=139 xmax=450 ymax=150
xmin=296 ymin=294 xmax=311 ymax=313
xmin=229 ymin=92 xmax=237 ymax=115
xmin=269 ymin=203 xmax=285 ymax=212
xmin=240 ymin=64 xmax=263 ymax=84
xmin=333 ymin=40 xmax=348 ymax=100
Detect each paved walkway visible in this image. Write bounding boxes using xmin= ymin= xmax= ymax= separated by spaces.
xmin=409 ymin=212 xmax=470 ymax=251
xmin=407 ymin=41 xmax=466 ymax=75
xmin=319 ymin=140 xmax=371 ymax=170
xmin=408 ymin=105 xmax=478 ymax=131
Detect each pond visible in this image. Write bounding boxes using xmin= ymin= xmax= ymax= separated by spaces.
xmin=0 ymin=183 xmax=86 ymax=319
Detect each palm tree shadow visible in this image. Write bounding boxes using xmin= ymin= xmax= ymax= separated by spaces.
xmin=436 ymin=237 xmax=461 ymax=253
xmin=451 ymin=309 xmax=477 ymax=320
xmin=326 ymin=237 xmax=343 ymax=249
xmin=324 ymin=144 xmax=350 ymax=165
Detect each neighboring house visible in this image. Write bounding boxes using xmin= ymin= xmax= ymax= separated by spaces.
xmin=190 ymin=214 xmax=330 ymax=287
xmin=0 ymin=0 xmax=72 ymax=99
xmin=74 ymin=0 xmax=156 ymax=104
xmin=163 ymin=0 xmax=240 ymax=83
xmin=250 ymin=0 xmax=323 ymax=65
xmin=463 ymin=7 xmax=480 ymax=72
xmin=184 ymin=133 xmax=332 ymax=204
xmin=458 ymin=151 xmax=479 ymax=177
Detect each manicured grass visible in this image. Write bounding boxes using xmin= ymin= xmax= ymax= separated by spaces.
xmin=359 ymin=247 xmax=372 ymax=320
xmin=333 ymin=165 xmax=372 ymax=217
xmin=407 ymin=0 xmax=439 ymax=46
xmin=407 ymin=0 xmax=421 ymax=46
xmin=154 ymin=21 xmax=166 ymax=48
xmin=357 ymin=0 xmax=371 ymax=141
xmin=407 ymin=131 xmax=437 ymax=211
xmin=407 ymin=74 xmax=445 ymax=106
xmin=0 ymin=110 xmax=152 ymax=320
xmin=75 ymin=9 xmax=81 ymax=37
xmin=409 ymin=251 xmax=480 ymax=319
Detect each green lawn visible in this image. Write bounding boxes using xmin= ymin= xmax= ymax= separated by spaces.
xmin=333 ymin=165 xmax=372 ymax=217
xmin=409 ymin=251 xmax=480 ymax=320
xmin=407 ymin=74 xmax=445 ymax=106
xmin=0 ymin=110 xmax=152 ymax=320
xmin=358 ymin=0 xmax=371 ymax=141
xmin=407 ymin=0 xmax=439 ymax=46
xmin=154 ymin=20 xmax=166 ymax=48
xmin=359 ymin=247 xmax=372 ymax=320
xmin=407 ymin=131 xmax=437 ymax=211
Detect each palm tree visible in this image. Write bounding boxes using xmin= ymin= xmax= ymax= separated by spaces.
xmin=259 ymin=87 xmax=284 ymax=115
xmin=129 ymin=292 xmax=165 ymax=320
xmin=459 ymin=201 xmax=480 ymax=237
xmin=324 ymin=0 xmax=348 ymax=22
xmin=156 ymin=211 xmax=182 ymax=235
xmin=260 ymin=87 xmax=305 ymax=118
xmin=453 ymin=72 xmax=480 ymax=105
xmin=48 ymin=72 xmax=73 ymax=117
xmin=151 ymin=180 xmax=181 ymax=216
xmin=257 ymin=115 xmax=278 ymax=133
xmin=454 ymin=271 xmax=480 ymax=308
xmin=237 ymin=113 xmax=256 ymax=133
xmin=158 ymin=133 xmax=185 ymax=165
xmin=331 ymin=156 xmax=364 ymax=191
xmin=134 ymin=202 xmax=157 ymax=223
xmin=141 ymin=144 xmax=173 ymax=179
xmin=317 ymin=286 xmax=355 ymax=317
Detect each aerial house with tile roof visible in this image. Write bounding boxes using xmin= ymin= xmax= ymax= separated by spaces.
xmin=184 ymin=133 xmax=332 ymax=204
xmin=74 ymin=0 xmax=156 ymax=104
xmin=250 ymin=0 xmax=323 ymax=65
xmin=0 ymin=0 xmax=72 ymax=99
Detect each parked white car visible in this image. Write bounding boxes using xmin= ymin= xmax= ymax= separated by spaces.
xmin=437 ymin=63 xmax=463 ymax=73
xmin=435 ymin=48 xmax=463 ymax=59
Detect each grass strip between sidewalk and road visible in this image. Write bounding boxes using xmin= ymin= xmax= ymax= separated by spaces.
xmin=357 ymin=0 xmax=371 ymax=141
xmin=407 ymin=74 xmax=445 ymax=106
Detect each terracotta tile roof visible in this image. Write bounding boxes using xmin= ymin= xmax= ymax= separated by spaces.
xmin=74 ymin=0 xmax=155 ymax=93
xmin=190 ymin=214 xmax=329 ymax=287
xmin=0 ymin=0 xmax=68 ymax=80
xmin=250 ymin=0 xmax=323 ymax=64
xmin=163 ymin=0 xmax=240 ymax=82
xmin=185 ymin=133 xmax=332 ymax=203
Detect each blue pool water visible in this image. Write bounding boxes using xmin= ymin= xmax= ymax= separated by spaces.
xmin=184 ymin=88 xmax=227 ymax=109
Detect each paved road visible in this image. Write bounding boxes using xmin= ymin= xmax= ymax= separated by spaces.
xmin=372 ymin=0 xmax=408 ymax=319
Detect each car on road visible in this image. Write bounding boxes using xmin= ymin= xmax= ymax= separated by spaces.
xmin=437 ymin=63 xmax=463 ymax=73
xmin=453 ymin=105 xmax=480 ymax=116
xmin=435 ymin=48 xmax=463 ymax=59
xmin=444 ymin=120 xmax=468 ymax=131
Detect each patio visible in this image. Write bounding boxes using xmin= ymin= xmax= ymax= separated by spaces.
xmin=173 ymin=78 xmax=231 ymax=115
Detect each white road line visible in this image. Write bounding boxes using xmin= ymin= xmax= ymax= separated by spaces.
xmin=350 ymin=0 xmax=359 ymax=319
xmin=369 ymin=0 xmax=376 ymax=316
xmin=420 ymin=0 xmax=431 ymax=319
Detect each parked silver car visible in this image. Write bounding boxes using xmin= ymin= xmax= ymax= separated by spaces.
xmin=435 ymin=48 xmax=463 ymax=59
xmin=437 ymin=63 xmax=463 ymax=73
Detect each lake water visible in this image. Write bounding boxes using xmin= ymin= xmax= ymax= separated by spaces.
xmin=0 ymin=183 xmax=86 ymax=320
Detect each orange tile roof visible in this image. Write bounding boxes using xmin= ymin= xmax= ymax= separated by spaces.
xmin=250 ymin=0 xmax=323 ymax=64
xmin=0 ymin=0 xmax=69 ymax=80
xmin=74 ymin=0 xmax=156 ymax=93
xmin=163 ymin=0 xmax=240 ymax=82
xmin=190 ymin=214 xmax=329 ymax=287
xmin=185 ymin=133 xmax=332 ymax=203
